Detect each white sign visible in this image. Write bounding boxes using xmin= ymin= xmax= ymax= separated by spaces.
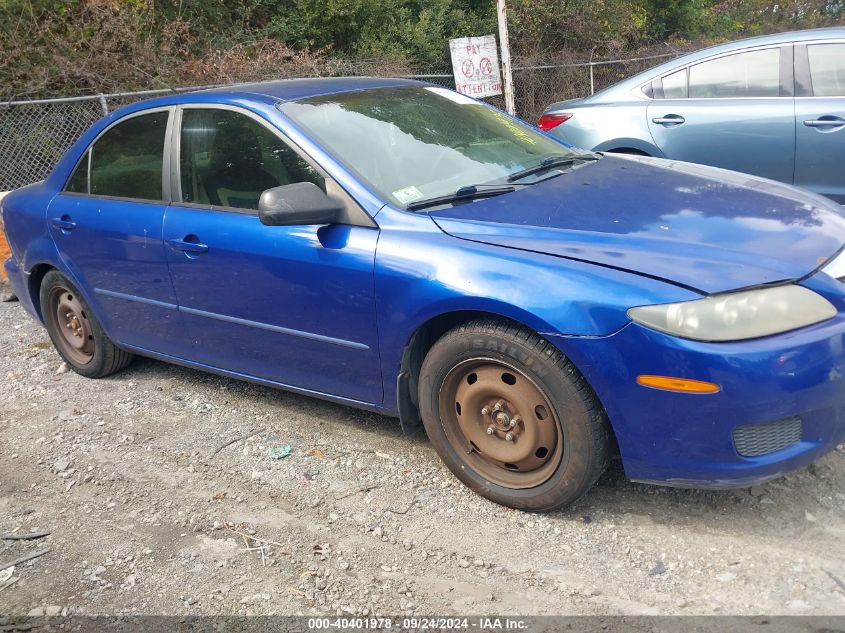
xmin=449 ymin=35 xmax=502 ymax=99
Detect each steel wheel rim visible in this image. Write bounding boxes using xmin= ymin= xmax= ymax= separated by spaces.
xmin=47 ymin=286 xmax=95 ymax=365
xmin=438 ymin=357 xmax=564 ymax=489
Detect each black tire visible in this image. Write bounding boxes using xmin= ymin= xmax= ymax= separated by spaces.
xmin=418 ymin=319 xmax=610 ymax=511
xmin=39 ymin=270 xmax=134 ymax=378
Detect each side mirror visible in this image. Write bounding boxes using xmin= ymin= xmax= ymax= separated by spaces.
xmin=258 ymin=182 xmax=343 ymax=226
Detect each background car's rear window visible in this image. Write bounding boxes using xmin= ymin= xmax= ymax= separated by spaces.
xmin=808 ymin=43 xmax=845 ymax=97
xmin=661 ymin=68 xmax=688 ymax=98
xmin=688 ymin=48 xmax=780 ymax=98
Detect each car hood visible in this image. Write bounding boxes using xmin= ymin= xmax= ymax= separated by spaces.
xmin=429 ymin=155 xmax=845 ymax=294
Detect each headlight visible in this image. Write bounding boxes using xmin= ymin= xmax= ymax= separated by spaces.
xmin=628 ymin=285 xmax=836 ymax=342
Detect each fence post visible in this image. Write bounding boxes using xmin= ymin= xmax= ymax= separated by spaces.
xmin=496 ymin=0 xmax=516 ymax=116
xmin=98 ymin=95 xmax=109 ymax=116
xmin=589 ymin=63 xmax=595 ymax=95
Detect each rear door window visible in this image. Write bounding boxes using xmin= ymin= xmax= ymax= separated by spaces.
xmin=74 ymin=111 xmax=169 ymax=200
xmin=807 ymin=43 xmax=845 ymax=96
xmin=661 ymin=68 xmax=688 ymax=98
xmin=688 ymin=48 xmax=781 ymax=98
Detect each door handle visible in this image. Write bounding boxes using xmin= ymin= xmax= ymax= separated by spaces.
xmin=803 ymin=116 xmax=845 ymax=129
xmin=166 ymin=237 xmax=209 ymax=254
xmin=50 ymin=216 xmax=77 ymax=232
xmin=652 ymin=115 xmax=685 ymax=126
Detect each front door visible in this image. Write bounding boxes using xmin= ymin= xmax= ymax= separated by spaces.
xmin=163 ymin=106 xmax=382 ymax=403
xmin=48 ymin=108 xmax=184 ymax=354
xmin=794 ymin=42 xmax=845 ymax=202
xmin=646 ymin=46 xmax=795 ymax=183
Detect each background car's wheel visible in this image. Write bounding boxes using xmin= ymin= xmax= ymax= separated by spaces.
xmin=39 ymin=270 xmax=133 ymax=378
xmin=418 ymin=319 xmax=611 ymax=511
xmin=608 ymin=148 xmax=649 ymax=156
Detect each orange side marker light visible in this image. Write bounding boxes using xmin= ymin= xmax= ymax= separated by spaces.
xmin=636 ymin=375 xmax=720 ymax=394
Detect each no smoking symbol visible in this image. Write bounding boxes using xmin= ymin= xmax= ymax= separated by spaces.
xmin=479 ymin=57 xmax=493 ymax=76
xmin=461 ymin=59 xmax=475 ymax=78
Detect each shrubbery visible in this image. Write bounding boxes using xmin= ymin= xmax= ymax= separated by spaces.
xmin=2 ymin=0 xmax=843 ymax=99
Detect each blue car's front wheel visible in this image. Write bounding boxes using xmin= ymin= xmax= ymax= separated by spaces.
xmin=418 ymin=319 xmax=611 ymax=511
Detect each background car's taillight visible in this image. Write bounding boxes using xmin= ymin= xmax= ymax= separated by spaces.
xmin=537 ymin=112 xmax=573 ymax=131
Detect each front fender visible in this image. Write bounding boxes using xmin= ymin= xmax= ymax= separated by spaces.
xmin=374 ymin=209 xmax=696 ymax=412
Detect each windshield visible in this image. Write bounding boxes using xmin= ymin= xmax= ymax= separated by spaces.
xmin=278 ymin=85 xmax=577 ymax=208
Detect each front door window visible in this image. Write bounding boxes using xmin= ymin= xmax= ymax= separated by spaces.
xmin=179 ymin=108 xmax=323 ymax=211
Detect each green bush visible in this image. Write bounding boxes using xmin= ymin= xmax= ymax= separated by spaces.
xmin=1 ymin=0 xmax=843 ymax=98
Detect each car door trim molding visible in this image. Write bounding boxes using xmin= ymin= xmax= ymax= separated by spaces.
xmin=57 ymin=192 xmax=170 ymax=205
xmin=117 ymin=341 xmax=383 ymax=410
xmin=93 ymin=287 xmax=369 ymax=350
xmin=94 ymin=288 xmax=178 ymax=310
xmin=178 ymin=305 xmax=370 ymax=350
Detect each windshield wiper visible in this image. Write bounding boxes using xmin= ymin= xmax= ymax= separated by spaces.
xmin=506 ymin=152 xmax=601 ymax=183
xmin=406 ymin=185 xmax=515 ymax=211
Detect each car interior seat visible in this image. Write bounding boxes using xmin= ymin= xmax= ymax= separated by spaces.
xmin=202 ymin=124 xmax=283 ymax=209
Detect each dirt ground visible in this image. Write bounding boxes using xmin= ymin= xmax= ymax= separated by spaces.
xmin=1 ymin=298 xmax=844 ymax=618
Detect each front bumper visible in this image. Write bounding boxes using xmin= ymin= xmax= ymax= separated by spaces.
xmin=555 ymin=276 xmax=845 ymax=488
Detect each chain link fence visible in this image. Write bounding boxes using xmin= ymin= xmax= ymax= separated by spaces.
xmin=0 ymin=88 xmax=222 ymax=192
xmin=0 ymin=53 xmax=678 ymax=191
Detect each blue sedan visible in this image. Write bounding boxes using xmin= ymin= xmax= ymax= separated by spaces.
xmin=4 ymin=78 xmax=845 ymax=511
xmin=540 ymin=28 xmax=845 ymax=202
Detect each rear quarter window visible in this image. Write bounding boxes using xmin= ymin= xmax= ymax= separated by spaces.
xmin=65 ymin=152 xmax=89 ymax=193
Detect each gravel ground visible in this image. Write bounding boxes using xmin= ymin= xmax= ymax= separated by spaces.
xmin=1 ymin=298 xmax=844 ymax=617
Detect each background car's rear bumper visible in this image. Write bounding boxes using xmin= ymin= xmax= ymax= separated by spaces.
xmin=554 ymin=313 xmax=845 ymax=488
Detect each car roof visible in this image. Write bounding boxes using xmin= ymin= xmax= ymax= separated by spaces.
xmin=111 ymin=76 xmax=424 ymax=114
xmin=194 ymin=76 xmax=424 ymax=102
xmin=582 ymin=27 xmax=845 ymax=103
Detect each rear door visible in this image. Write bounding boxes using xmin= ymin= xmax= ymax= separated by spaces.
xmin=47 ymin=107 xmax=185 ymax=354
xmin=646 ymin=45 xmax=795 ymax=183
xmin=794 ymin=41 xmax=845 ymax=202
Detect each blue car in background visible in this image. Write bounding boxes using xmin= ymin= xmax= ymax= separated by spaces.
xmin=540 ymin=28 xmax=845 ymax=202
xmin=4 ymin=78 xmax=845 ymax=511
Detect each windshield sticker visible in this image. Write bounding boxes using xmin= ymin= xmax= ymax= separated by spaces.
xmin=392 ymin=185 xmax=424 ymax=205
xmin=425 ymin=86 xmax=477 ymax=105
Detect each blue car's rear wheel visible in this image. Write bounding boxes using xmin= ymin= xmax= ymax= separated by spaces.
xmin=419 ymin=319 xmax=610 ymax=511
xmin=40 ymin=270 xmax=134 ymax=378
